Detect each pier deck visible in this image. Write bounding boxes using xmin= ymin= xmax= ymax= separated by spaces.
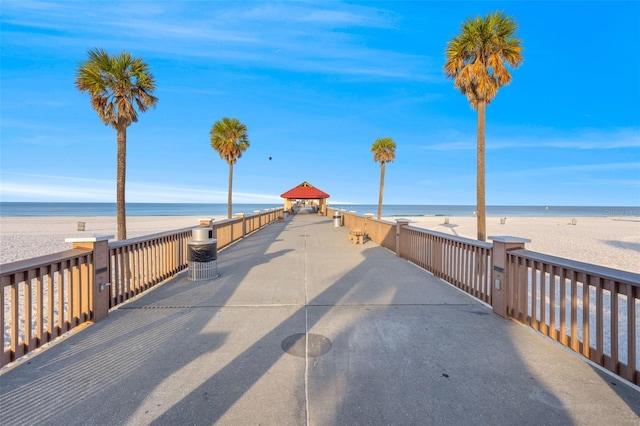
xmin=1 ymin=211 xmax=638 ymax=425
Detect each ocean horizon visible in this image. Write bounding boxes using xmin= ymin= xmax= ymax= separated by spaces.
xmin=1 ymin=202 xmax=638 ymax=218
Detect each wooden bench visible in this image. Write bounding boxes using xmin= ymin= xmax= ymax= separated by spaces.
xmin=348 ymin=227 xmax=365 ymax=245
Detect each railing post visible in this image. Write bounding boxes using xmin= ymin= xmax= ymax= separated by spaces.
xmin=395 ymin=218 xmax=410 ymax=257
xmin=65 ymin=235 xmax=113 ymax=322
xmin=489 ymin=236 xmax=530 ymax=318
xmin=199 ymin=218 xmax=215 ymax=240
xmin=199 ymin=218 xmax=213 ymax=227
xmin=254 ymin=210 xmax=261 ymax=228
xmin=236 ymin=213 xmax=246 ymax=238
xmin=364 ymin=213 xmax=373 ymax=236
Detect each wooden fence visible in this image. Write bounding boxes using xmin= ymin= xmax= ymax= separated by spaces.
xmin=327 ymin=208 xmax=639 ymax=385
xmin=3 ymin=207 xmax=637 ymax=385
xmin=1 ymin=249 xmax=94 ymax=367
xmin=1 ymin=208 xmax=283 ymax=367
xmin=328 ymin=209 xmax=396 ymax=252
xmin=399 ymin=226 xmax=492 ymax=304
xmin=506 ymin=249 xmax=638 ymax=385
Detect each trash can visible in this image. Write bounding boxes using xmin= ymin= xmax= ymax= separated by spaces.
xmin=187 ymin=239 xmax=218 ymax=281
xmin=187 ymin=226 xmax=218 ymax=281
xmin=333 ymin=211 xmax=342 ymax=227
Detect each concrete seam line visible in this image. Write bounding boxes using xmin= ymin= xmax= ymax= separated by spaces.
xmin=304 ymin=226 xmax=310 ymax=426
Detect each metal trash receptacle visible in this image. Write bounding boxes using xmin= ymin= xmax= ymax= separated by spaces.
xmin=187 ymin=226 xmax=219 ymax=281
xmin=333 ymin=212 xmax=342 ymax=227
xmin=187 ymin=239 xmax=218 ymax=281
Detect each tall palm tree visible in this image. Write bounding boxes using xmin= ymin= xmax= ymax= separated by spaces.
xmin=210 ymin=118 xmax=250 ymax=218
xmin=371 ymin=137 xmax=396 ymax=219
xmin=444 ymin=12 xmax=523 ymax=241
xmin=76 ymin=48 xmax=158 ymax=240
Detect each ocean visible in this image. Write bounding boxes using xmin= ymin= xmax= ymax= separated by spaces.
xmin=1 ymin=202 xmax=638 ymax=218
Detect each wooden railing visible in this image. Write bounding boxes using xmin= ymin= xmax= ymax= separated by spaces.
xmin=1 ymin=249 xmax=94 ymax=366
xmin=363 ymin=217 xmax=395 ymax=252
xmin=108 ymin=228 xmax=192 ymax=309
xmin=399 ymin=226 xmax=493 ymax=304
xmin=329 ymin=209 xmax=639 ymax=385
xmin=4 ymin=207 xmax=637 ymax=385
xmin=327 ymin=208 xmax=395 ymax=252
xmin=1 ymin=208 xmax=284 ymax=367
xmin=506 ymin=249 xmax=639 ymax=385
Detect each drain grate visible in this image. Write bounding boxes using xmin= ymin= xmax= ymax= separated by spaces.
xmin=281 ymin=333 xmax=332 ymax=358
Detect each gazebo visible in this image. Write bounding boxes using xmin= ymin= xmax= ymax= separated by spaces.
xmin=280 ymin=181 xmax=330 ymax=215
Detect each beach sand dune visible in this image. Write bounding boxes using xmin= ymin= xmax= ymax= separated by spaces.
xmin=1 ymin=215 xmax=639 ymax=274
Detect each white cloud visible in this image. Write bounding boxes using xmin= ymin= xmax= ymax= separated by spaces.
xmin=487 ymin=162 xmax=640 ymax=185
xmin=421 ymin=127 xmax=640 ymax=151
xmin=1 ymin=1 xmax=435 ymax=81
xmin=0 ymin=173 xmax=281 ymax=203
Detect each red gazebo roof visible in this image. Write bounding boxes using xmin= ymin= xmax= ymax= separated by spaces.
xmin=281 ymin=181 xmax=330 ymax=199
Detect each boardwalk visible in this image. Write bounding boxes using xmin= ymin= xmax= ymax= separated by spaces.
xmin=1 ymin=211 xmax=639 ymax=425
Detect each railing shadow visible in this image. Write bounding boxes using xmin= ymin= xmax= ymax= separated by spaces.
xmin=0 ymin=217 xmax=292 ymax=425
xmin=602 ymin=239 xmax=640 ymax=252
xmin=1 ymin=214 xmax=638 ymax=424
xmin=438 ymin=222 xmax=460 ymax=236
xmin=141 ymin=219 xmax=577 ymax=424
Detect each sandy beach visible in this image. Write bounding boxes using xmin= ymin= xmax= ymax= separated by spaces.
xmin=0 ymin=216 xmax=225 ymax=265
xmin=1 ymin=215 xmax=639 ymax=273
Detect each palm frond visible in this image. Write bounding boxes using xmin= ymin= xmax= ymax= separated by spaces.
xmin=371 ymin=137 xmax=396 ymax=163
xmin=210 ymin=117 xmax=250 ymax=165
xmin=76 ymin=48 xmax=158 ymax=128
xmin=444 ymin=11 xmax=523 ymax=109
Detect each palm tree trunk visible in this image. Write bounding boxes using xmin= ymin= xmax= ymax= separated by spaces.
xmin=116 ymin=125 xmax=127 ymax=240
xmin=377 ymin=162 xmax=386 ymax=219
xmin=476 ymin=101 xmax=486 ymax=242
xmin=227 ymin=162 xmax=234 ymax=219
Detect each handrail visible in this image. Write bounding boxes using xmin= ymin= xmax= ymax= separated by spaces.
xmin=1 ymin=208 xmax=284 ymax=367
xmin=399 ymin=225 xmax=492 ymax=303
xmin=508 ymin=249 xmax=640 ymax=285
xmin=1 ymin=248 xmax=94 ymax=367
xmin=507 ymin=248 xmax=639 ymax=385
xmin=4 ymin=206 xmax=635 ymax=385
xmin=331 ymin=209 xmax=638 ymax=384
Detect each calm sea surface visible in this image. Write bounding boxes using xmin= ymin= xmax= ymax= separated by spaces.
xmin=1 ymin=202 xmax=638 ymax=218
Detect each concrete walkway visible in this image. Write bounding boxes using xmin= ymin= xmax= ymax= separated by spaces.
xmin=1 ymin=212 xmax=638 ymax=425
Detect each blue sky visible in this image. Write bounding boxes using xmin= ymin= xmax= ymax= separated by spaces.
xmin=1 ymin=0 xmax=639 ymax=206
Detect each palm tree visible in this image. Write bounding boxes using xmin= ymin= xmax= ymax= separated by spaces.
xmin=76 ymin=48 xmax=158 ymax=240
xmin=371 ymin=137 xmax=396 ymax=219
xmin=444 ymin=12 xmax=523 ymax=241
xmin=210 ymin=118 xmax=250 ymax=218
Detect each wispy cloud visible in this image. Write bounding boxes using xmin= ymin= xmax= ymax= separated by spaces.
xmin=1 ymin=1 xmax=435 ymax=81
xmin=0 ymin=173 xmax=281 ymax=203
xmin=219 ymin=2 xmax=398 ymax=28
xmin=487 ymin=162 xmax=640 ymax=187
xmin=531 ymin=162 xmax=640 ymax=173
xmin=421 ymin=127 xmax=640 ymax=151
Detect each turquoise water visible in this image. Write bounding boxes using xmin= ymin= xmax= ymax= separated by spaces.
xmin=1 ymin=202 xmax=638 ymax=217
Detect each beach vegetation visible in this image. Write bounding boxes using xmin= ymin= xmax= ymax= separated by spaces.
xmin=210 ymin=117 xmax=250 ymax=218
xmin=371 ymin=137 xmax=396 ymax=219
xmin=444 ymin=11 xmax=523 ymax=241
xmin=75 ymin=48 xmax=158 ymax=240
